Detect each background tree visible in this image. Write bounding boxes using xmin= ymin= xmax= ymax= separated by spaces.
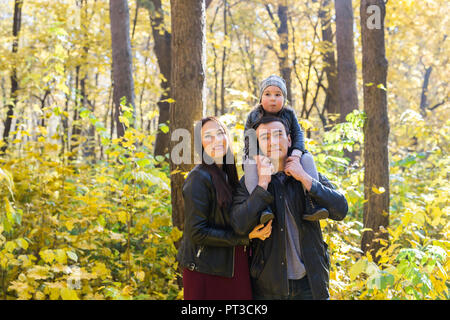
xmin=264 ymin=1 xmax=293 ymax=104
xmin=1 ymin=0 xmax=23 ymax=154
xmin=335 ymin=0 xmax=358 ymax=122
xmin=360 ymin=0 xmax=390 ymax=260
xmin=110 ymin=0 xmax=136 ymax=138
xmin=318 ymin=0 xmax=339 ymax=126
xmin=0 ymin=0 xmax=448 ymax=300
xmin=169 ymin=0 xmax=206 ymax=231
xmin=335 ymin=0 xmax=359 ymax=161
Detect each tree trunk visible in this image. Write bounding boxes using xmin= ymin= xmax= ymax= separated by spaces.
xmin=220 ymin=0 xmax=228 ymax=115
xmin=149 ymin=0 xmax=213 ymax=156
xmin=148 ymin=0 xmax=172 ymax=157
xmin=170 ymin=0 xmax=206 ymax=231
xmin=335 ymin=0 xmax=359 ymax=161
xmin=335 ymin=0 xmax=358 ymax=122
xmin=360 ymin=0 xmax=390 ymax=260
xmin=70 ymin=66 xmax=82 ymax=160
xmin=2 ymin=0 xmax=23 ymax=154
xmin=277 ymin=3 xmax=292 ymax=105
xmin=318 ymin=0 xmax=339 ymax=126
xmin=109 ymin=0 xmax=135 ymax=138
xmin=419 ymin=66 xmax=432 ymax=117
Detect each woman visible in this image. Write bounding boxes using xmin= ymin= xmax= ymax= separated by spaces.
xmin=176 ymin=116 xmax=272 ymax=300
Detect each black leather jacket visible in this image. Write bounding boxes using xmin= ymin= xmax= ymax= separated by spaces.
xmin=176 ymin=165 xmax=250 ymax=278
xmin=230 ymin=172 xmax=348 ymax=299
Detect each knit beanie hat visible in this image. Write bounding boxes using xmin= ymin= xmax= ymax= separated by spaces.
xmin=259 ymin=75 xmax=287 ymax=106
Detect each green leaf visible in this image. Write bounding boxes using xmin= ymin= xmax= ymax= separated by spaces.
xmin=349 ymin=258 xmax=367 ymax=281
xmin=67 ymin=251 xmax=78 ymax=262
xmin=97 ymin=215 xmax=106 ymax=227
xmin=159 ymin=123 xmax=169 ymax=134
xmin=136 ymin=158 xmax=151 ymax=167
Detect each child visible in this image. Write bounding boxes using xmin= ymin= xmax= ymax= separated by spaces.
xmin=243 ymin=75 xmax=328 ymax=223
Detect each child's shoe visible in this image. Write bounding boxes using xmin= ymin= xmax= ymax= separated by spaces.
xmin=303 ymin=193 xmax=328 ymax=221
xmin=260 ymin=207 xmax=275 ymax=225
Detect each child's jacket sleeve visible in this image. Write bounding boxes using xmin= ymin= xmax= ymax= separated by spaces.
xmin=244 ymin=106 xmax=263 ymax=131
xmin=283 ymin=108 xmax=305 ymax=152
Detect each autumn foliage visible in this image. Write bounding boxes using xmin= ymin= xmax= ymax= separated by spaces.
xmin=0 ymin=0 xmax=448 ymax=300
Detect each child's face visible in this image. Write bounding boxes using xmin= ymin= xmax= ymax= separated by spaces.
xmin=261 ymin=86 xmax=284 ymax=114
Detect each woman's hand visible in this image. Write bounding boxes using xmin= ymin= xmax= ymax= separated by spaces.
xmin=249 ymin=220 xmax=273 ymax=240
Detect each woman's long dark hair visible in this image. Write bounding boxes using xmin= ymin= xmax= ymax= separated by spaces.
xmin=194 ymin=117 xmax=239 ymax=209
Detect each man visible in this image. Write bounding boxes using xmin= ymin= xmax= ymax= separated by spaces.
xmin=231 ymin=116 xmax=348 ymax=300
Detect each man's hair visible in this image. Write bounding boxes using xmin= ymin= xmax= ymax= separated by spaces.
xmin=252 ymin=115 xmax=290 ymax=135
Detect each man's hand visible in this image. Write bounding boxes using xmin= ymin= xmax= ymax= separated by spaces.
xmin=284 ymin=156 xmax=312 ymax=191
xmin=254 ymin=155 xmax=273 ymax=190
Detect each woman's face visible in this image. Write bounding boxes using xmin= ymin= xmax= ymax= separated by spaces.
xmin=201 ymin=120 xmax=229 ymax=162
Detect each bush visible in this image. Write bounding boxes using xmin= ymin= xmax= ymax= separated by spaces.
xmin=0 ymin=109 xmax=181 ymax=300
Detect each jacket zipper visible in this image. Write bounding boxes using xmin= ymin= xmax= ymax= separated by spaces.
xmin=231 ymin=246 xmax=235 ymax=277
xmin=196 ymin=246 xmax=204 ymax=258
xmin=196 ymin=245 xmax=235 ymax=277
xmin=282 ymin=196 xmax=290 ymax=297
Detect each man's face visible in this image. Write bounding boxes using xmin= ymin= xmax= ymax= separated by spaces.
xmin=256 ymin=121 xmax=291 ymax=161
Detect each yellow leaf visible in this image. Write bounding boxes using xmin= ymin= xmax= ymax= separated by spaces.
xmin=27 ymin=266 xmax=51 ymax=280
xmin=119 ymin=116 xmax=130 ymax=128
xmin=39 ymin=249 xmax=55 ymax=264
xmin=372 ymin=185 xmax=386 ymax=194
xmin=60 ymin=287 xmax=79 ymax=300
xmin=136 ymin=271 xmax=145 ymax=282
xmin=135 ymin=152 xmax=146 ymax=159
xmin=122 ymin=285 xmax=133 ymax=297
xmin=49 ymin=287 xmax=60 ymax=300
xmin=96 ymin=176 xmax=107 ymax=184
xmin=5 ymin=241 xmax=17 ymax=253
xmin=92 ymin=262 xmax=110 ymax=280
xmin=118 ymin=211 xmax=128 ymax=224
xmin=55 ymin=249 xmax=67 ymax=264
xmin=65 ymin=220 xmax=74 ymax=231
xmin=16 ymin=238 xmax=28 ymax=250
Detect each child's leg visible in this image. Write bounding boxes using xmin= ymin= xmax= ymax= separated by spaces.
xmin=300 ymin=151 xmax=319 ymax=181
xmin=243 ymin=157 xmax=259 ymax=194
xmin=299 ymin=151 xmax=329 ymax=221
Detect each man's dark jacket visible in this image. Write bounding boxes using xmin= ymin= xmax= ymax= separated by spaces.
xmin=230 ymin=172 xmax=348 ymax=299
